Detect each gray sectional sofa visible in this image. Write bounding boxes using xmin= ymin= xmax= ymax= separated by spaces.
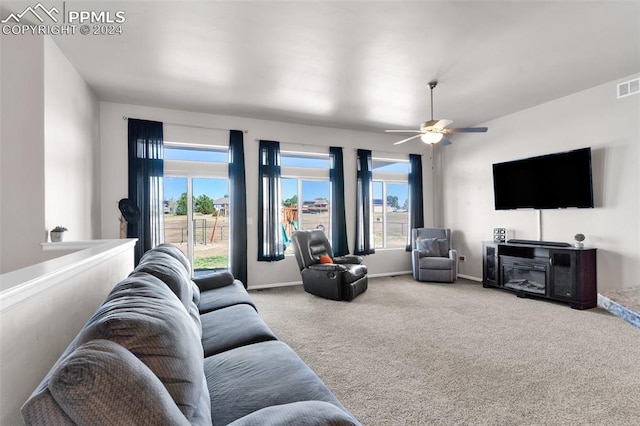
xmin=21 ymin=243 xmax=361 ymax=425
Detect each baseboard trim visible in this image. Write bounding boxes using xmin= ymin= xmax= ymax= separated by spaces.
xmin=368 ymin=271 xmax=412 ymax=278
xmin=248 ymin=281 xmax=302 ymax=290
xmin=458 ymin=274 xmax=482 ymax=282
xmin=248 ymin=270 xmax=414 ymax=290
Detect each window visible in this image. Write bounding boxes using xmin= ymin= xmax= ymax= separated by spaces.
xmin=165 ymin=145 xmax=228 ymax=163
xmin=372 ymin=158 xmax=409 ymax=249
xmin=163 ymin=143 xmax=230 ymax=273
xmin=281 ymin=151 xmax=331 ymax=254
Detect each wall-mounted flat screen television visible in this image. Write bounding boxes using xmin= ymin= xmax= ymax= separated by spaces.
xmin=492 ymin=147 xmax=594 ymax=210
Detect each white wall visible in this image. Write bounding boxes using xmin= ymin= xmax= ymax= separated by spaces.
xmin=0 ymin=36 xmax=101 ymax=273
xmin=0 ymin=240 xmax=136 ymax=425
xmin=100 ymin=102 xmax=433 ymax=287
xmin=440 ymin=74 xmax=640 ymax=292
xmin=44 ymin=38 xmax=101 ymax=242
xmin=0 ymin=35 xmax=46 ymax=273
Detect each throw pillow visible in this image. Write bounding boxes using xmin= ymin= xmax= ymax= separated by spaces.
xmin=319 ymin=255 xmax=333 ymax=264
xmin=437 ymin=238 xmax=449 ymax=257
xmin=417 ymin=238 xmax=441 ymax=256
xmin=49 ymin=339 xmax=190 ymax=426
xmin=193 ymin=270 xmax=235 ymax=291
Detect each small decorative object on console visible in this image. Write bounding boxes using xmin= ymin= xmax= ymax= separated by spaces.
xmin=493 ymin=228 xmax=506 ymax=242
xmin=574 ymin=233 xmax=585 ymax=248
xmin=50 ymin=226 xmax=68 ymax=242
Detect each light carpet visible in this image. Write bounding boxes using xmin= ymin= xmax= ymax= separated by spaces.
xmin=249 ymin=275 xmax=640 ymax=425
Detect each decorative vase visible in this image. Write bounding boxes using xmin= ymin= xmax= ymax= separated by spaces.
xmin=50 ymin=231 xmax=64 ymax=242
xmin=574 ymin=242 xmax=583 ymax=249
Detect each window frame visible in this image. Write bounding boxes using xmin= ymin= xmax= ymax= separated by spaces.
xmin=163 ymin=142 xmax=231 ymax=272
xmin=371 ymin=156 xmax=410 ymax=250
xmin=281 ymin=149 xmax=331 ymax=254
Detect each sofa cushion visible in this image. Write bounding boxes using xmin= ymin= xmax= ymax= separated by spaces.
xmin=201 ymin=304 xmax=278 ymax=357
xmin=418 ymin=256 xmax=454 ymax=270
xmin=77 ymin=273 xmax=210 ymax=425
xmin=48 ymin=339 xmax=190 ymax=425
xmin=193 ymin=270 xmax=235 ymax=291
xmin=198 ymin=280 xmax=256 ymax=314
xmin=204 ymin=341 xmax=346 ymax=425
xmin=135 ymin=250 xmax=193 ymax=310
xmin=227 ymin=401 xmax=361 ymax=426
xmin=145 ymin=244 xmax=203 ymax=308
xmin=21 ymin=385 xmax=74 ymax=425
xmin=191 ymin=280 xmax=201 ymax=306
xmin=149 ymin=243 xmax=191 ymax=272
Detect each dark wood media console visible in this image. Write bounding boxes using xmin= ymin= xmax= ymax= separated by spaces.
xmin=482 ymin=241 xmax=597 ymax=309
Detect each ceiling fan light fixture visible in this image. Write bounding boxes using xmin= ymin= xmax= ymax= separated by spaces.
xmin=421 ymin=132 xmax=444 ymax=144
xmin=385 ymin=81 xmax=488 ymax=146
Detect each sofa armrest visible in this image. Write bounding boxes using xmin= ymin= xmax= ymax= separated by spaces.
xmin=449 ymin=249 xmax=458 ymax=262
xmin=34 ymin=339 xmax=191 ymax=426
xmin=192 ymin=271 xmax=235 ymax=291
xmin=227 ymin=401 xmax=361 ymax=426
xmin=307 ymin=263 xmax=348 ymax=272
xmin=411 ymin=249 xmax=421 ymax=278
xmin=333 ymin=255 xmax=363 ymax=265
xmin=449 ymin=249 xmax=458 ymax=281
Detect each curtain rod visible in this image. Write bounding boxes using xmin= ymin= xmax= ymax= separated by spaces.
xmin=122 ymin=116 xmax=248 ymax=133
xmin=254 ymin=138 xmax=344 ymax=150
xmin=353 ymin=148 xmax=422 ymax=158
xmin=251 ymin=138 xmax=419 ymax=157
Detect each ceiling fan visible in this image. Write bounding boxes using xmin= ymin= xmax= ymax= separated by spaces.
xmin=386 ymin=81 xmax=488 ymax=146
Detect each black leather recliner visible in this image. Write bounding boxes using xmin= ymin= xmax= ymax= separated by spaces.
xmin=291 ymin=229 xmax=368 ymax=301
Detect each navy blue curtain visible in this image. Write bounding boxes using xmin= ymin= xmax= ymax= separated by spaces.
xmin=258 ymin=140 xmax=284 ymax=261
xmin=407 ymin=153 xmax=425 ymax=251
xmin=228 ymin=130 xmax=248 ymax=286
xmin=330 ymin=146 xmax=349 ymax=256
xmin=127 ymin=119 xmax=164 ymax=265
xmin=355 ymin=149 xmax=375 ymax=255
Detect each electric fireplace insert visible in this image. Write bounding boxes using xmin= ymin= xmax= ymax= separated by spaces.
xmin=500 ymin=256 xmax=547 ymax=295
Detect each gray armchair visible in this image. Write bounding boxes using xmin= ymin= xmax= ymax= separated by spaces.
xmin=291 ymin=229 xmax=368 ymax=301
xmin=411 ymin=228 xmax=458 ymax=283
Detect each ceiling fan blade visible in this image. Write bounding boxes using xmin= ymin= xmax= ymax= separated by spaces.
xmin=446 ymin=127 xmax=488 ymax=133
xmin=434 ymin=119 xmax=453 ymax=129
xmin=393 ymin=134 xmax=423 ymax=145
xmin=441 ymin=138 xmax=452 ymax=146
xmin=385 ymin=129 xmax=421 ymax=134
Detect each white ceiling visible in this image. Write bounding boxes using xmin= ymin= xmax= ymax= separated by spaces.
xmin=5 ymin=1 xmax=640 ymax=132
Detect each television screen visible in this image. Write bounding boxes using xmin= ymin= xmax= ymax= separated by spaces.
xmin=492 ymin=147 xmax=594 ymax=210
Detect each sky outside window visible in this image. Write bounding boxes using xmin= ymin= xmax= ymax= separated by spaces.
xmin=164 ymin=145 xmax=227 ymax=162
xmin=374 ymin=181 xmax=408 ymax=206
xmin=281 ymin=152 xmax=329 ymax=168
xmin=164 ymin=177 xmax=228 ymax=201
xmin=372 ymin=159 xmax=409 ymax=173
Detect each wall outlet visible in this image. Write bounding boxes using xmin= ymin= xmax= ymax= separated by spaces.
xmin=459 ymin=255 xmax=466 ymax=261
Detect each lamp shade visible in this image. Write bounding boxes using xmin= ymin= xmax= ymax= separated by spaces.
xmin=421 ymin=132 xmax=444 ymax=144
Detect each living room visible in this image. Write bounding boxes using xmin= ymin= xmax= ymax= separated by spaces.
xmin=1 ymin=1 xmax=638 ymax=289
xmin=1 ymin=1 xmax=639 ymax=424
